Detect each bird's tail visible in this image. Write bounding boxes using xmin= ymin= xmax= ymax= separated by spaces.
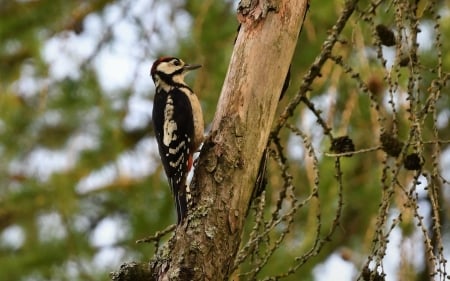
xmin=173 ymin=183 xmax=188 ymax=224
xmin=168 ymin=161 xmax=190 ymax=224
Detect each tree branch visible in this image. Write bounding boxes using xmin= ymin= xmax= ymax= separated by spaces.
xmin=112 ymin=1 xmax=309 ymax=280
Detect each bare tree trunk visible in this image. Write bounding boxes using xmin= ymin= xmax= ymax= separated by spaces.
xmin=112 ymin=1 xmax=308 ymax=280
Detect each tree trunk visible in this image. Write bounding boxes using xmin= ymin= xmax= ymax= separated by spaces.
xmin=112 ymin=1 xmax=309 ymax=280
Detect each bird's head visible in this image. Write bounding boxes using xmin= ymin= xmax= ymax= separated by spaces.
xmin=150 ymin=57 xmax=201 ymax=89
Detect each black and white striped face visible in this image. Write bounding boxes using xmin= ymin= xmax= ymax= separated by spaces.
xmin=151 ymin=57 xmax=201 ymax=90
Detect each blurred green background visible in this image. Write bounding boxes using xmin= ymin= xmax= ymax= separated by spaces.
xmin=0 ymin=0 xmax=449 ymax=280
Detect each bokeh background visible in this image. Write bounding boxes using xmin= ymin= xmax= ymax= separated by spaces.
xmin=1 ymin=0 xmax=449 ymax=280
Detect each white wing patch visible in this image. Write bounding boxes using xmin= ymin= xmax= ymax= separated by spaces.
xmin=170 ymin=153 xmax=186 ymax=169
xmin=169 ymin=144 xmax=190 ymax=170
xmin=169 ymin=140 xmax=186 ymax=155
xmin=163 ymin=95 xmax=177 ymax=146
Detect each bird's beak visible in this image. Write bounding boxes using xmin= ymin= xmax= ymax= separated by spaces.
xmin=183 ymin=64 xmax=202 ymax=71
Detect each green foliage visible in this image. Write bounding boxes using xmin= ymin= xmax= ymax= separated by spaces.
xmin=0 ymin=0 xmax=449 ymax=280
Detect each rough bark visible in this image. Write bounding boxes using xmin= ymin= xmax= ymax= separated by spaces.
xmin=112 ymin=0 xmax=308 ymax=280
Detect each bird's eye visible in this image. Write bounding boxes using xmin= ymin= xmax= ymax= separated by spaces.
xmin=173 ymin=59 xmax=181 ymax=66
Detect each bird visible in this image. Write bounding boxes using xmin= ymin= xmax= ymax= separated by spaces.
xmin=150 ymin=57 xmax=204 ymax=224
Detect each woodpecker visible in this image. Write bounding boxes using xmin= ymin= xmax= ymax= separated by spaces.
xmin=151 ymin=57 xmax=204 ymax=224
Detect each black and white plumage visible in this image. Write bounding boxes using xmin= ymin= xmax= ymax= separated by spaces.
xmin=151 ymin=57 xmax=204 ymax=224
